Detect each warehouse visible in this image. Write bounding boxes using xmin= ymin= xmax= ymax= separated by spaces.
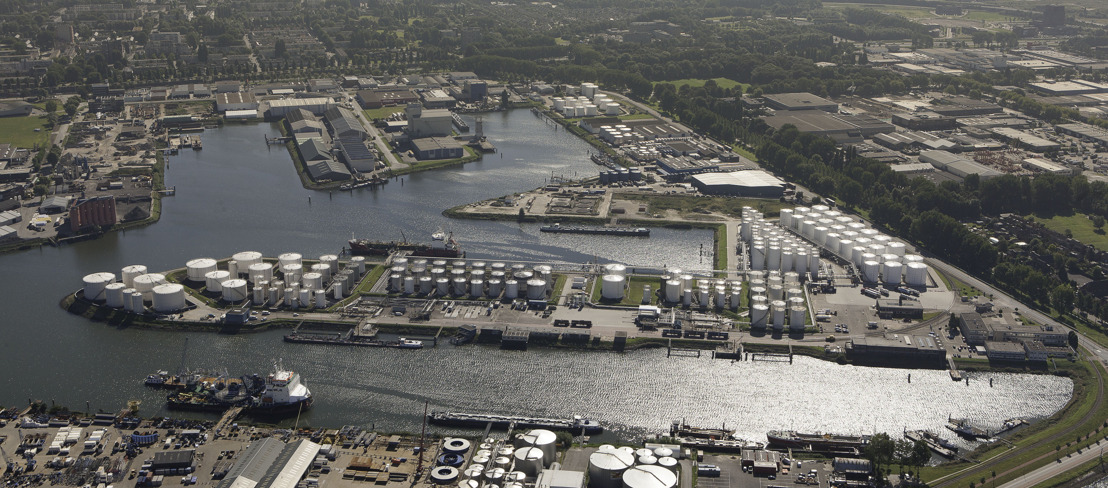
xmin=324 ymin=107 xmax=366 ymax=139
xmin=990 ymin=128 xmax=1061 ymax=152
xmin=267 ymin=98 xmax=333 ymax=117
xmin=875 ymin=298 xmax=924 ymax=319
xmin=891 ymin=112 xmax=956 ymax=131
xmin=985 ymin=341 xmax=1026 ymax=361
xmin=845 ymin=335 xmax=945 ymax=364
xmin=1022 ymin=157 xmax=1070 ymax=174
xmin=215 ymin=92 xmax=258 ymax=112
xmin=1056 ymin=123 xmax=1108 ymax=146
xmin=689 ymin=170 xmax=785 ymax=197
xmin=216 ymin=439 xmax=321 ymax=488
xmin=919 ymin=150 xmax=1001 ymax=180
xmin=763 ymin=110 xmax=894 ymax=141
xmin=306 ymin=158 xmax=351 ymax=182
xmin=1029 ymin=81 xmax=1101 ymax=96
xmin=763 ymin=92 xmax=838 ymax=112
xmin=928 ymin=96 xmax=1003 ymax=117
xmin=412 ymin=137 xmax=464 ymax=160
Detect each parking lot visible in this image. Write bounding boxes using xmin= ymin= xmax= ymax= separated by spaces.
xmin=700 ymin=454 xmax=832 ymax=488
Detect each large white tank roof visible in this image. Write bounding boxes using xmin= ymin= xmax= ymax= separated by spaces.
xmin=622 ymin=465 xmax=677 ymax=488
xmin=590 ymin=448 xmax=635 ymax=470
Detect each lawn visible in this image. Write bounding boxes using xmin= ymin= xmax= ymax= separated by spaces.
xmin=657 ymin=78 xmax=750 ymax=92
xmin=822 ymin=3 xmax=935 ymax=18
xmin=0 ymin=115 xmax=50 ymax=148
xmin=363 ymin=106 xmax=405 ymax=120
xmin=731 ymin=144 xmax=759 ymax=162
xmin=1028 ymin=213 xmax=1108 ymax=252
xmin=934 ymin=267 xmax=984 ymax=298
xmin=964 ymin=10 xmax=1026 ymax=21
xmin=592 ymin=275 xmax=661 ymax=306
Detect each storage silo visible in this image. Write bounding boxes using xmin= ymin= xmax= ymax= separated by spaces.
xmin=350 ymin=256 xmax=366 ymax=274
xmin=527 ymin=279 xmax=547 ymax=300
xmin=906 ymin=262 xmax=928 ymax=287
xmin=622 ymin=465 xmax=676 ymax=488
xmin=826 ymin=233 xmax=841 ymax=254
xmin=221 ymin=279 xmax=248 ymax=302
xmin=808 ymin=253 xmax=820 ymax=279
xmin=771 ymin=300 xmax=787 ymax=329
xmin=436 ymin=278 xmax=450 ymax=296
xmin=130 ymin=292 xmax=144 ymax=312
xmin=751 ymin=304 xmax=769 ymax=328
xmin=838 ymin=239 xmax=854 ymax=257
xmin=504 ymin=280 xmax=519 ymax=299
xmin=602 ymin=275 xmax=626 ymax=300
xmin=883 ymin=261 xmax=903 ymax=285
xmin=656 ymin=457 xmax=678 ymax=472
xmin=332 ymin=281 xmax=344 ymax=299
xmin=205 ymin=270 xmax=230 ymax=292
xmin=779 ymin=209 xmax=794 ymax=228
xmin=121 ymin=288 xmax=135 ymax=312
xmin=314 ymin=290 xmax=326 ymax=308
xmin=132 ymin=273 xmax=165 ymax=298
xmin=121 ymin=265 xmax=147 ymax=287
xmin=279 ymin=252 xmax=302 ymax=268
xmin=513 ymin=447 xmax=543 ymax=476
xmin=589 ymin=449 xmax=635 ymax=488
xmin=406 ymin=275 xmax=420 ymax=294
xmin=780 ymin=249 xmax=794 ymax=273
xmin=789 ymin=306 xmax=807 ymax=329
xmin=904 ymin=254 xmax=924 ymax=264
xmin=105 ymin=283 xmax=126 ymax=308
xmin=794 ymin=250 xmax=808 ymax=275
xmin=311 ymin=263 xmax=332 ymax=282
xmin=253 ymin=284 xmax=265 ymax=303
xmin=228 ymin=260 xmax=239 ymax=278
xmin=82 ymin=272 xmax=116 ymax=301
xmin=186 ymin=258 xmax=218 ymax=281
xmin=604 ymin=263 xmax=627 ymax=277
xmin=248 ymin=262 xmax=273 ymax=283
xmin=420 ymin=276 xmax=434 ymax=294
xmin=453 ymin=277 xmax=467 ymax=296
xmin=152 ymin=284 xmax=186 ymax=312
xmin=282 ymin=263 xmax=303 ymax=284
xmin=232 ymin=251 xmax=263 ymax=270
xmin=768 ymin=284 xmax=784 ymax=301
xmin=389 ymin=274 xmax=403 ymax=292
xmin=862 ymin=261 xmax=880 ymax=283
xmin=469 ymin=279 xmax=484 ymax=297
xmin=750 ymin=245 xmax=765 ymax=271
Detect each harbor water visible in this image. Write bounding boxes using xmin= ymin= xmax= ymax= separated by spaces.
xmin=0 ymin=110 xmax=1073 ymax=443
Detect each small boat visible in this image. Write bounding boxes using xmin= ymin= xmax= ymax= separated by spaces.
xmin=397 ymin=338 xmax=424 ymax=349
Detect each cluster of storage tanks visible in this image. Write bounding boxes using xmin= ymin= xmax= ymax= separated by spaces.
xmin=80 ymin=251 xmax=368 ymax=314
xmin=741 ymin=207 xmax=822 ymax=279
xmin=747 ymin=269 xmax=808 ymax=331
xmin=597 ymin=167 xmax=642 ymax=185
xmin=433 ymin=430 xmax=561 ymax=488
xmin=589 ymin=445 xmax=679 ymax=488
xmin=596 ymin=124 xmax=639 ymax=147
xmin=552 ymin=83 xmax=620 ymax=117
xmin=387 ymin=259 xmax=552 ymax=301
xmin=778 ymin=206 xmax=928 ymax=287
xmin=653 ymin=268 xmax=745 ymax=311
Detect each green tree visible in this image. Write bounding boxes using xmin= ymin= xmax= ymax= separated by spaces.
xmin=1051 ymin=285 xmax=1076 ymax=313
xmin=44 ymin=99 xmax=57 ymax=113
xmin=864 ymin=432 xmax=896 ymax=476
xmin=275 ymin=39 xmax=287 ymax=58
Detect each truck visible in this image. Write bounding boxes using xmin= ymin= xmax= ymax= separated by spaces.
xmin=861 ymin=288 xmax=880 ymax=298
xmin=815 ymin=314 xmax=833 ymax=322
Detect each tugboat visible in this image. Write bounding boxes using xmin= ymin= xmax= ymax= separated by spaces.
xmin=165 ymin=362 xmax=313 ymax=416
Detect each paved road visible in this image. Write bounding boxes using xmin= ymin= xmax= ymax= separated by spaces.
xmin=999 ymin=440 xmax=1108 ymax=488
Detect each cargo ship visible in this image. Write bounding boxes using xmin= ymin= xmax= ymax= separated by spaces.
xmin=540 ymin=223 xmax=649 ymax=237
xmin=428 ymin=411 xmax=603 ymax=434
xmin=904 ymin=430 xmax=958 ymax=458
xmin=671 ymin=420 xmax=734 ymax=439
xmin=283 ymin=331 xmax=424 ymax=349
xmin=766 ymin=430 xmax=870 ymax=450
xmin=348 ymin=229 xmax=463 ymax=258
xmin=165 ymin=363 xmax=312 ymax=415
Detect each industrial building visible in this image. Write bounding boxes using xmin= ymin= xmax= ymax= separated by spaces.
xmin=739 ymin=450 xmax=782 ymax=475
xmin=763 ymin=92 xmax=838 ymax=112
xmin=336 ymin=135 xmax=377 ymax=172
xmin=69 ymin=196 xmax=117 ymax=232
xmin=0 ymin=225 xmax=15 ymax=242
xmin=919 ymin=150 xmax=1001 ymax=180
xmin=846 ymin=335 xmax=945 ymax=363
xmin=763 ymin=110 xmax=894 ymax=142
xmin=689 ymin=170 xmax=785 ymax=197
xmin=958 ymin=312 xmax=1069 ymax=347
xmin=875 ymin=298 xmax=923 ymax=319
xmin=985 ymin=341 xmax=1027 ymax=361
xmin=1023 ymin=157 xmax=1071 ymax=174
xmin=1056 ymin=123 xmax=1108 ymax=146
xmin=928 ymin=97 xmax=1003 ymax=117
xmin=297 ymin=139 xmax=351 ymax=181
xmin=406 ymin=103 xmax=452 ymax=138
xmin=215 ymin=438 xmax=321 ymax=488
xmin=891 ymin=112 xmax=956 ymax=131
xmin=990 ymin=128 xmax=1061 ymax=152
xmin=324 ymin=106 xmax=366 ymax=140
xmin=412 ymin=137 xmax=464 ymax=160
xmin=267 ymin=98 xmax=333 ymax=117
xmin=356 ymin=89 xmax=419 ymax=109
xmin=215 ymin=92 xmax=258 ymax=112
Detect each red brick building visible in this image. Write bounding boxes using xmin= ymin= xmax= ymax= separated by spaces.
xmin=70 ymin=196 xmax=117 ymax=232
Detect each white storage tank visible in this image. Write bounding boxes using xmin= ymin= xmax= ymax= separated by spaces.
xmin=121 ymin=265 xmax=147 ymax=287
xmin=284 ymin=288 xmax=298 ymax=308
xmin=664 ymin=280 xmax=681 ymax=302
xmin=248 ymin=262 xmax=273 ymax=283
xmin=838 ymin=239 xmax=854 ymax=257
xmin=130 ymin=292 xmax=144 ymax=312
xmin=771 ymin=300 xmax=787 ymax=329
xmin=789 ymin=306 xmax=807 ymax=329
xmin=221 ymin=279 xmax=248 ymax=302
xmin=205 ymin=270 xmax=231 ymax=292
xmin=332 ymin=281 xmax=344 ymax=299
xmin=657 ymin=457 xmax=678 ymax=472
xmin=253 ymin=283 xmax=265 ymax=303
xmin=351 ymin=256 xmax=367 ymax=274
xmin=513 ymin=447 xmax=543 ymax=476
xmin=604 ymin=263 xmax=627 ymax=277
xmin=602 ymin=275 xmax=626 ymax=300
xmin=282 ymin=263 xmax=303 ymax=283
xmin=132 ymin=273 xmax=165 ymax=297
xmin=768 ymin=284 xmax=784 ymax=301
xmin=886 ymin=241 xmax=906 ymax=256
xmin=589 ymin=449 xmax=635 ymax=488
xmin=904 ymin=254 xmax=924 ymax=263
xmin=883 ymin=261 xmax=903 ymax=285
xmin=186 ymin=258 xmax=218 ymax=281
xmin=436 ymin=278 xmax=450 ymax=296
xmin=431 ymin=466 xmax=460 ymax=485
xmin=808 ymin=253 xmax=820 ymax=279
xmin=527 ymin=279 xmax=547 ymax=300
xmin=470 ymin=279 xmax=484 ymax=297
xmin=906 ymin=262 xmax=928 ymax=286
xmin=121 ymin=288 xmax=135 ymax=312
xmin=232 ymin=251 xmax=263 ymax=271
xmin=622 ymin=465 xmax=677 ymax=488
xmin=390 ymin=274 xmax=403 ymax=292
xmin=449 ymin=277 xmax=465 ymax=296
xmin=152 ymin=284 xmax=186 ymax=312
xmin=862 ymin=261 xmax=880 ymax=283
xmin=420 ymin=276 xmax=434 ymax=294
xmin=313 ymin=290 xmax=326 ymax=308
xmin=750 ymin=245 xmax=765 ymax=271
xmin=105 ymin=283 xmax=126 ymax=308
xmin=303 ymin=272 xmax=324 ymax=290
xmin=751 ymin=304 xmax=769 ymax=328
xmin=82 ymin=272 xmax=116 ymax=301
xmin=311 ymin=263 xmax=332 ymax=281
xmin=278 ymin=252 xmax=302 ymax=268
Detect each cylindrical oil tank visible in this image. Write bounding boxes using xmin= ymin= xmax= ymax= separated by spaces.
xmin=779 ymin=209 xmax=793 ymax=228
xmin=221 ymin=279 xmax=248 ymax=302
xmin=814 ymin=227 xmax=828 ymax=246
xmin=515 ymin=270 xmax=534 ymax=283
xmin=130 ymin=292 xmax=144 ymax=312
xmin=443 ymin=438 xmax=471 ymax=454
xmin=839 ymin=239 xmax=854 ymax=257
xmin=861 ymin=252 xmax=877 ymax=266
xmin=227 ymin=260 xmax=239 ymax=278
xmin=801 ymin=220 xmax=816 ymax=238
xmin=750 ymin=245 xmax=765 ymax=271
xmin=488 ymin=279 xmax=503 ymax=297
xmin=420 ymin=276 xmax=434 ymax=294
xmin=390 ymin=274 xmax=403 ymax=292
xmin=411 ymin=260 xmax=428 ymax=275
xmin=269 ymin=287 xmax=281 ymax=304
xmin=731 ymin=290 xmax=741 ymax=311
xmin=637 ymin=455 xmax=658 ymax=466
xmin=698 ymin=287 xmax=709 ymax=307
xmin=431 ymin=467 xmax=460 ymax=485
xmin=787 ymin=288 xmax=804 ymax=301
xmin=278 ymin=252 xmax=302 ymax=268
xmin=332 ymin=281 xmax=344 ymax=299
xmin=253 ymin=284 xmax=265 ymax=303
xmin=82 ymin=272 xmax=116 ymax=301
xmin=767 ymin=246 xmax=781 ymax=271
xmin=284 ymin=288 xmax=298 ymax=308
xmin=780 ymin=250 xmax=794 ymax=273
xmin=657 ymin=457 xmax=678 ymax=472
xmin=121 ymin=288 xmax=135 ymax=312
xmin=311 ymin=263 xmax=332 ymax=282
xmin=431 ymin=268 xmax=446 ymax=280
xmin=788 ymin=296 xmax=805 ymax=311
xmin=436 ymin=278 xmax=450 ymax=296
xmin=751 ymin=304 xmax=769 ymax=328
xmin=604 ymin=263 xmax=627 ymax=277
xmin=152 ymin=284 xmax=186 ymax=312
xmin=808 ymin=253 xmax=820 ymax=278
xmin=463 ymin=466 xmax=484 ymax=480
xmin=768 ymin=284 xmax=784 ymax=301
xmin=589 ymin=449 xmax=635 ymax=488
xmin=886 ymin=241 xmax=906 ymax=256
xmin=602 ymin=275 xmax=626 ymax=300
xmin=453 ymin=277 xmax=468 ymax=296
xmin=904 ymin=254 xmax=924 ymax=264
xmin=513 ymin=447 xmax=543 ymax=476
xmin=794 ymin=251 xmax=808 ymax=274
xmin=351 ymin=256 xmax=366 ymax=274
xmin=186 ymin=258 xmax=218 ymax=281
xmin=132 ymin=273 xmax=165 ymax=297
xmin=232 ymin=251 xmax=262 ymax=270
xmin=623 ymin=465 xmax=677 ymax=488
xmin=485 ymin=468 xmax=506 ymax=483
xmin=248 ymin=262 xmax=273 ymax=283
xmin=314 ymin=290 xmax=326 ymax=308
xmin=505 ymin=280 xmax=519 ymax=299
xmin=784 ymin=271 xmax=800 ymax=283
xmin=789 ymin=306 xmax=807 ymax=329
xmin=105 ymin=283 xmax=126 ymax=308
xmin=771 ymin=300 xmax=787 ymax=329
xmin=206 ymin=270 xmax=230 ymax=292
xmin=281 ymin=263 xmax=303 ymax=284
xmin=883 ymin=261 xmax=903 ymax=285
xmin=470 ymin=279 xmax=484 ymax=297
xmin=851 ymin=247 xmax=866 ymax=267
xmin=862 ymin=261 xmax=880 ymax=283
xmin=121 ymin=265 xmax=147 ymax=287
xmin=881 ymin=253 xmax=899 ymax=264
xmin=826 ymin=233 xmax=841 ymax=254
xmin=751 ymin=295 xmax=768 ymax=308
xmin=527 ymin=279 xmax=547 ymax=300
xmin=665 ymin=280 xmax=681 ymax=302
xmin=740 ymin=221 xmax=752 ymax=243
xmin=906 ymin=262 xmax=928 ymax=286
xmin=403 ymin=276 xmax=417 ymax=294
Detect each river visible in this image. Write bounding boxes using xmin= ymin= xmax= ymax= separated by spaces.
xmin=0 ymin=109 xmax=1072 ymax=445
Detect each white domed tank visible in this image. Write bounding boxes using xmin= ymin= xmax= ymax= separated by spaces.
xmin=801 ymin=220 xmax=816 ymax=238
xmin=105 ymin=283 xmax=126 ymax=308
xmin=303 ymin=272 xmax=323 ymax=290
xmin=886 ymin=241 xmax=906 ymax=256
xmin=435 ymin=278 xmax=450 ymax=296
xmin=311 ymin=263 xmax=332 ymax=281
xmin=838 ymin=239 xmax=854 ymax=257
xmin=638 ymin=454 xmax=657 ymax=465
xmin=808 ymin=252 xmax=820 ymax=279
xmin=515 ymin=271 xmax=534 ymax=283
xmin=227 ymin=260 xmax=239 ymax=278
xmin=789 ymin=306 xmax=807 ymax=329
xmin=420 ymin=276 xmax=434 ymax=294
xmin=494 ymin=456 xmax=510 ymax=469
xmin=771 ymin=300 xmax=787 ymax=329
xmin=248 ymin=262 xmax=273 ymax=283
xmin=604 ymin=263 xmax=627 ymax=277
xmin=602 ymin=275 xmax=626 ymax=300
xmin=485 ymin=468 xmax=505 ymax=483
xmin=488 ymin=279 xmax=503 ymax=297
xmin=470 ymin=279 xmax=484 ymax=297
xmin=389 ymin=274 xmax=403 ymax=292
xmin=205 ymin=270 xmax=230 ymax=292
xmin=314 ymin=289 xmax=326 ymax=308
xmin=463 ymin=466 xmax=484 ymax=480
xmin=590 ymin=448 xmax=635 ymax=488
xmin=787 ymin=288 xmax=803 ymax=300
xmin=152 ymin=283 xmax=186 ymax=312
xmin=682 ymin=288 xmax=692 ymax=307
xmin=906 ymin=262 xmax=928 ymax=286
xmin=862 ymin=261 xmax=880 ymax=283
xmin=253 ymin=283 xmax=266 ymax=303
xmin=880 ymin=253 xmax=899 ymax=265
xmin=232 ymin=251 xmax=262 ymax=270
xmin=513 ymin=446 xmax=543 ymax=476
xmin=851 ymin=247 xmax=866 ymax=267
xmin=393 ymin=257 xmax=410 ymax=270
xmin=814 ymin=227 xmax=828 ymax=246
xmin=82 ymin=272 xmax=116 ymax=301
xmin=130 ymin=291 xmax=144 ymax=312
xmin=526 ymin=429 xmax=557 ymax=463
xmin=623 ymin=465 xmax=676 ymax=488
xmin=221 ymin=279 xmax=248 ymax=302
xmin=794 ymin=250 xmax=808 ymax=274
xmin=281 ymin=263 xmax=303 ymax=283
xmin=431 ymin=467 xmax=460 ymax=485
xmin=186 ymin=258 xmax=218 ymax=281
xmin=453 ymin=277 xmax=467 ymax=296
xmin=443 ymin=438 xmax=471 ymax=454
xmin=826 ymin=233 xmax=841 ymax=253
xmin=411 ymin=260 xmax=428 ymax=275
xmin=904 ymin=254 xmax=924 ymax=263
xmin=278 ymin=252 xmax=302 ymax=268
xmin=657 ymin=457 xmax=678 ymax=472
xmin=767 ymin=246 xmax=781 ymax=271
xmin=780 ymin=250 xmax=794 ymax=273
xmin=664 ymin=280 xmax=681 ymax=302
xmin=132 ymin=273 xmax=165 ymax=297
xmin=751 ymin=303 xmax=769 ymax=328
xmin=350 ymin=256 xmax=367 ymax=274
xmin=431 ymin=268 xmax=446 ymax=280
xmin=270 ymin=287 xmax=281 ymax=303
xmin=527 ymin=279 xmax=547 ymax=300
xmin=883 ymin=261 xmax=903 ymax=285
xmin=121 ymin=265 xmax=147 ymax=287
xmin=121 ymin=288 xmax=135 ymax=312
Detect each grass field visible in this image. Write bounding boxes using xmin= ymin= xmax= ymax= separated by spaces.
xmin=935 ymin=267 xmax=984 ymax=298
xmin=592 ymin=275 xmax=659 ymax=306
xmin=964 ymin=10 xmax=1025 ymax=21
xmin=1028 ymin=213 xmax=1108 ymax=252
xmin=657 ymin=78 xmax=750 ymax=92
xmin=823 ymin=3 xmax=934 ymax=18
xmin=618 ymin=113 xmax=655 ymax=121
xmin=731 ymin=144 xmax=759 ymax=162
xmin=0 ymin=115 xmax=50 ymax=148
xmin=363 ymin=106 xmax=405 ymax=120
